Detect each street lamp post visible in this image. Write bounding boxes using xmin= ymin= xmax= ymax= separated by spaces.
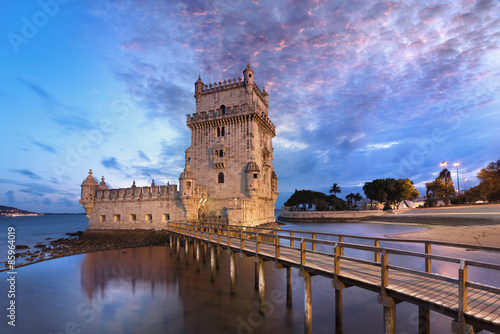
xmin=453 ymin=162 xmax=460 ymax=193
xmin=440 ymin=161 xmax=449 ymax=205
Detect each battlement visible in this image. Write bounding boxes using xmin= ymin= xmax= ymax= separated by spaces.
xmin=200 ymin=77 xmax=267 ymax=105
xmin=94 ymin=183 xmax=208 ymax=202
xmin=186 ymin=103 xmax=275 ymax=135
xmin=201 ymin=77 xmax=244 ymax=94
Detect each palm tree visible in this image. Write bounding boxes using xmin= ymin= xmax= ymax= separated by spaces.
xmin=345 ymin=193 xmax=354 ymax=210
xmin=353 ymin=193 xmax=363 ymax=209
xmin=329 ymin=183 xmax=341 ymax=196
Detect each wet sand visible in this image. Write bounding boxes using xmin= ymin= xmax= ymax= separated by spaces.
xmin=365 ymin=204 xmax=500 ymax=247
xmin=389 ymin=223 xmax=500 ymax=247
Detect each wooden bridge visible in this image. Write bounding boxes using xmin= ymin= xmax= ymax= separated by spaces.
xmin=166 ymin=222 xmax=500 ymax=334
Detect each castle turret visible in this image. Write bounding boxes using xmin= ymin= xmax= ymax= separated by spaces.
xmin=245 ymin=158 xmax=260 ymax=198
xmin=194 ymin=75 xmax=204 ymax=105
xmin=79 ymin=169 xmax=99 ymax=218
xmin=243 ymin=63 xmax=254 ymax=93
xmin=98 ymin=176 xmax=109 ymax=190
xmin=179 ymin=162 xmax=195 ymax=197
xmin=262 ymin=86 xmax=269 ymax=105
xmin=271 ymin=170 xmax=278 ymax=197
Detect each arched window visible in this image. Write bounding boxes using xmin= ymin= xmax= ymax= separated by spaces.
xmin=219 ymin=149 xmax=224 ymax=157
xmin=217 ymin=127 xmax=220 ymax=137
xmin=218 ymin=172 xmax=224 ymax=184
xmin=220 ymin=105 xmax=226 ymax=115
xmin=221 ymin=126 xmax=225 ymax=136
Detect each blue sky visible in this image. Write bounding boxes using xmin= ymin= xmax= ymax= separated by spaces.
xmin=1 ymin=0 xmax=499 ymax=213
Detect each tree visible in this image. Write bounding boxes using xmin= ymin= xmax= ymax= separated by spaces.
xmin=284 ymin=190 xmax=315 ymax=210
xmin=425 ymin=169 xmax=454 ymax=206
xmin=284 ymin=189 xmax=344 ymax=211
xmin=345 ymin=193 xmax=361 ymax=210
xmin=363 ymin=178 xmax=419 ymax=209
xmin=388 ymin=178 xmax=420 ymax=208
xmin=328 ymin=195 xmax=347 ymax=211
xmin=353 ymin=193 xmax=363 ymax=209
xmin=477 ymin=158 xmax=500 ymax=202
xmin=363 ymin=179 xmax=387 ymax=209
xmin=329 ymin=183 xmax=341 ymax=196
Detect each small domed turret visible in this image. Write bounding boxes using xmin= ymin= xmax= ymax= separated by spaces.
xmin=98 ymin=176 xmax=109 ymax=190
xmin=179 ymin=162 xmax=195 ymax=196
xmin=79 ymin=169 xmax=99 ymax=218
xmin=194 ymin=75 xmax=204 ymax=104
xmin=245 ymin=158 xmax=260 ymax=197
xmin=243 ymin=63 xmax=254 ymax=93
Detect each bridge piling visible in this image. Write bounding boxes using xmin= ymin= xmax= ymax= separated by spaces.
xmin=203 ymin=243 xmax=207 ymax=263
xmin=185 ymin=238 xmax=189 ymax=265
xmin=196 ymin=240 xmax=201 ymax=272
xmin=258 ymin=258 xmax=265 ymax=313
xmin=301 ymin=270 xmax=313 ymax=334
xmin=332 ymin=278 xmax=346 ymax=334
xmin=255 ymin=262 xmax=259 ymax=290
xmin=419 ymin=307 xmax=430 ymax=334
xmin=169 ymin=235 xmax=173 ymax=255
xmin=176 ymin=236 xmax=180 ymax=260
xmin=216 ymin=246 xmax=220 ymax=269
xmin=286 ymin=267 xmax=292 ymax=307
xmin=210 ymin=244 xmax=216 ymax=281
xmin=230 ymin=250 xmax=236 ymax=294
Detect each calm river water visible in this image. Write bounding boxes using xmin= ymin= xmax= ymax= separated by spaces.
xmin=0 ymin=216 xmax=498 ymax=333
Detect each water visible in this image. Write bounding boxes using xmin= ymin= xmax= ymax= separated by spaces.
xmin=0 ymin=217 xmax=498 ymax=333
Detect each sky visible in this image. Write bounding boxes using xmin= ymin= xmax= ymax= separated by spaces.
xmin=1 ymin=0 xmax=499 ymax=213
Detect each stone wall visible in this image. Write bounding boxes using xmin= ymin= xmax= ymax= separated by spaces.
xmin=277 ymin=210 xmax=387 ymax=222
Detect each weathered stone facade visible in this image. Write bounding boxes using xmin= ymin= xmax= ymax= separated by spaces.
xmin=80 ymin=65 xmax=278 ymax=229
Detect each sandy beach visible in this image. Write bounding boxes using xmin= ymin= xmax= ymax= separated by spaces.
xmin=366 ymin=204 xmax=500 ymax=248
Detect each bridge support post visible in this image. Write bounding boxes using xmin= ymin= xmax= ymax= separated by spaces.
xmin=210 ymin=244 xmax=216 ymax=281
xmin=382 ymin=297 xmax=396 ymax=334
xmin=203 ymin=243 xmax=207 ymax=263
xmin=379 ymin=249 xmax=396 ymax=334
xmin=216 ymin=247 xmax=220 ymax=269
xmin=287 ymin=267 xmax=293 ymax=307
xmin=257 ymin=257 xmax=265 ymax=313
xmin=255 ymin=262 xmax=259 ymax=290
xmin=335 ymin=289 xmax=343 ymax=333
xmin=185 ymin=238 xmax=189 ymax=265
xmin=196 ymin=240 xmax=201 ymax=272
xmin=169 ymin=235 xmax=173 ymax=255
xmin=300 ymin=270 xmax=313 ymax=334
xmin=452 ymin=260 xmax=475 ymax=334
xmin=419 ymin=307 xmax=430 ymax=334
xmin=230 ymin=250 xmax=236 ymax=294
xmin=333 ymin=278 xmax=347 ymax=334
xmin=176 ymin=236 xmax=180 ymax=260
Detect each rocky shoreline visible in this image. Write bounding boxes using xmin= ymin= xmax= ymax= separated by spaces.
xmin=3 ymin=229 xmax=171 ymax=271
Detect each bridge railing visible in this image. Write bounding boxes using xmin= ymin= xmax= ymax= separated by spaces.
xmin=166 ymin=221 xmax=500 ymax=321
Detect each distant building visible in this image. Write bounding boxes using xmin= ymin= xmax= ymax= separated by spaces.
xmin=80 ymin=65 xmax=279 ymax=228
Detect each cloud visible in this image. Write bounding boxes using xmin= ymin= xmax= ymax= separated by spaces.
xmin=101 ymin=157 xmax=122 ymax=170
xmin=18 ymin=78 xmax=57 ymax=102
xmin=32 ymin=140 xmax=58 ymax=154
xmin=11 ymin=169 xmax=42 ymax=180
xmin=138 ymin=150 xmax=151 ymax=162
xmin=5 ymin=190 xmax=15 ymax=204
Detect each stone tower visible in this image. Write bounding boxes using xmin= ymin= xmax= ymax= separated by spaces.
xmin=185 ymin=64 xmax=278 ymax=225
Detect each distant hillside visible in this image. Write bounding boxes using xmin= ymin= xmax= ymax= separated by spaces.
xmin=0 ymin=205 xmax=37 ymax=215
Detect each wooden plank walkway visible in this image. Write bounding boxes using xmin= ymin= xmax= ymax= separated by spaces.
xmin=167 ymin=222 xmax=500 ymax=334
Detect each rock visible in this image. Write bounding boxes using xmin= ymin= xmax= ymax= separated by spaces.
xmin=15 ymin=245 xmax=29 ymax=250
xmin=34 ymin=244 xmax=45 ymax=249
